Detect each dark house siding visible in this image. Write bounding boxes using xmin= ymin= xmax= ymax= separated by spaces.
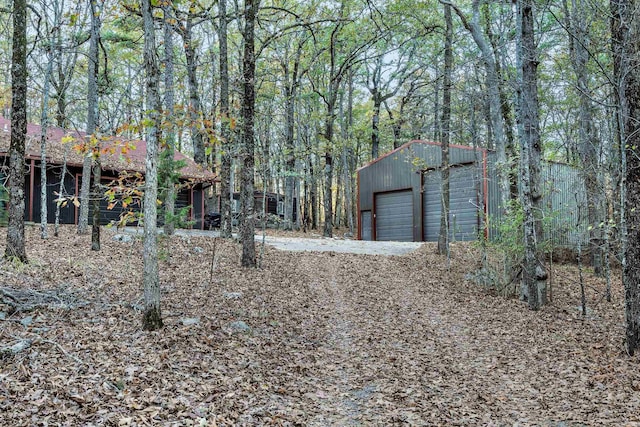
xmin=23 ymin=160 xmax=76 ymax=225
xmin=217 ymin=191 xmax=297 ymax=221
xmin=5 ymin=158 xmax=206 ymax=229
xmin=190 ymin=187 xmax=204 ymax=229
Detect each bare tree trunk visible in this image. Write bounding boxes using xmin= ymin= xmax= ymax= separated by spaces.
xmin=141 ymin=0 xmax=162 ymax=331
xmin=5 ymin=0 xmax=27 ymax=262
xmin=88 ymin=0 xmax=101 ymax=251
xmin=78 ymin=157 xmax=91 ymax=234
xmin=78 ymin=0 xmax=99 ymax=236
xmin=344 ymin=71 xmax=355 ymax=235
xmin=163 ymin=6 xmax=177 ymax=236
xmin=613 ymin=0 xmax=640 ymax=355
xmin=482 ymin=1 xmax=518 ymax=199
xmin=283 ymin=44 xmax=302 ymax=231
xmin=335 ymin=162 xmax=343 ymax=228
xmin=39 ymin=48 xmax=54 ymax=239
xmin=322 ymin=82 xmax=338 ymax=237
xmin=323 ymin=115 xmax=334 ymax=237
xmin=295 ymin=174 xmax=302 ymax=230
xmin=91 ymin=160 xmax=101 ymax=250
xmin=219 ymin=0 xmax=233 ymax=238
xmin=438 ymin=3 xmax=453 ymax=256
xmin=371 ymin=93 xmax=381 ymax=159
xmin=240 ymin=0 xmax=259 ymax=267
xmin=564 ymin=0 xmax=605 ymax=275
xmin=519 ymin=0 xmax=546 ymax=309
xmin=442 ymin=0 xmax=510 ymax=214
xmin=284 ymin=80 xmax=296 ymax=229
xmin=184 ymin=20 xmax=206 ymax=166
xmin=51 ymin=0 xmax=79 ymax=130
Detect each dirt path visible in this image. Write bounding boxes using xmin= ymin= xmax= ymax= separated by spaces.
xmin=304 ymin=259 xmax=363 ymax=426
xmin=285 ymin=250 xmax=470 ymax=425
xmin=263 ymin=248 xmax=640 ymax=425
xmin=2 ymin=228 xmax=639 ymax=426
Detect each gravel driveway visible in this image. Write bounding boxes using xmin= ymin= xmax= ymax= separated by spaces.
xmin=257 ymin=235 xmax=422 ymax=255
xmin=123 ymin=227 xmax=422 ymax=255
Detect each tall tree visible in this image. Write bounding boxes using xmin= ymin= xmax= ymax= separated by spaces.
xmin=50 ymin=0 xmax=83 ymax=129
xmin=77 ymin=0 xmax=100 ymax=235
xmin=441 ymin=0 xmax=511 ymax=213
xmin=518 ymin=0 xmax=546 ymax=310
xmin=5 ymin=0 xmax=27 ymax=262
xmin=363 ymin=32 xmax=418 ymax=160
xmin=88 ymin=0 xmax=102 ymax=251
xmin=481 ymin=1 xmax=518 ymax=199
xmin=308 ymin=3 xmax=377 ymax=237
xmin=239 ymin=0 xmax=259 ymax=267
xmin=166 ymin=1 xmax=208 ymax=167
xmin=141 ymin=0 xmax=162 ymax=330
xmin=280 ymin=34 xmax=306 ymax=231
xmin=613 ymin=0 xmax=640 ymax=355
xmin=218 ymin=0 xmax=233 ymax=238
xmin=562 ymin=0 xmax=605 ymax=275
xmin=38 ymin=4 xmax=57 ymax=240
xmin=162 ymin=3 xmax=177 ymax=237
xmin=437 ymin=2 xmax=452 ymax=256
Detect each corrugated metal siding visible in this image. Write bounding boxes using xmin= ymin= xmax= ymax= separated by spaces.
xmin=361 ymin=211 xmax=372 ymax=240
xmin=485 ymin=153 xmax=502 ymax=240
xmin=449 ymin=165 xmax=479 ymax=241
xmin=541 ymin=162 xmax=588 ymax=247
xmin=422 ymin=164 xmax=481 ymax=242
xmin=358 ymin=141 xmax=589 ymax=248
xmin=486 ymin=159 xmax=588 ymax=247
xmin=422 ymin=171 xmax=442 ymax=241
xmin=358 ymin=151 xmax=417 ymax=212
xmin=358 ymin=142 xmax=487 ymax=241
xmin=375 ymin=190 xmax=413 ymax=241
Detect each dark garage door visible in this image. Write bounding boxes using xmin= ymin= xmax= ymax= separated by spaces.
xmin=375 ymin=190 xmax=413 ymax=241
xmin=423 ymin=165 xmax=478 ymax=242
xmin=422 ymin=171 xmax=442 ymax=241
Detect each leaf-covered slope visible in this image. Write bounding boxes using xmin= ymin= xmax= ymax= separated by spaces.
xmin=0 ymin=227 xmax=637 ymax=426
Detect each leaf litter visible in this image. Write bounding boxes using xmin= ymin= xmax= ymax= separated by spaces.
xmin=0 ymin=225 xmax=638 ymax=426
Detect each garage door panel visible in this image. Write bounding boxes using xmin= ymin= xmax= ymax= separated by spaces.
xmin=375 ymin=191 xmax=413 ymax=241
xmin=423 ymin=166 xmax=479 ymax=242
xmin=423 ymin=171 xmax=442 ymax=241
xmin=449 ymin=166 xmax=478 ymax=241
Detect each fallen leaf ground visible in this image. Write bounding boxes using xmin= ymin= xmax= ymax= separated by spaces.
xmin=0 ymin=226 xmax=638 ymax=426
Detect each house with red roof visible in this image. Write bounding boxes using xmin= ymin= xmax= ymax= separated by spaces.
xmin=0 ymin=116 xmax=217 ymax=229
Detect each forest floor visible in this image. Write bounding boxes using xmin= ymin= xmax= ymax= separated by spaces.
xmin=0 ymin=225 xmax=639 ymax=426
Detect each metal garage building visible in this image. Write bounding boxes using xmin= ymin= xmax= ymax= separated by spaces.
xmin=357 ymin=140 xmax=587 ymax=245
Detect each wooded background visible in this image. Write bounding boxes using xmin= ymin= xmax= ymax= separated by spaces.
xmin=0 ymin=0 xmax=618 ymax=236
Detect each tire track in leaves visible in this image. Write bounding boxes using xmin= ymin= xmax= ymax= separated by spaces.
xmin=295 ymin=251 xmax=462 ymax=426
xmin=303 ymin=253 xmax=364 ymax=426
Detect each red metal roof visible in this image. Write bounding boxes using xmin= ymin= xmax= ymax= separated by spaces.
xmin=0 ymin=116 xmax=217 ymax=181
